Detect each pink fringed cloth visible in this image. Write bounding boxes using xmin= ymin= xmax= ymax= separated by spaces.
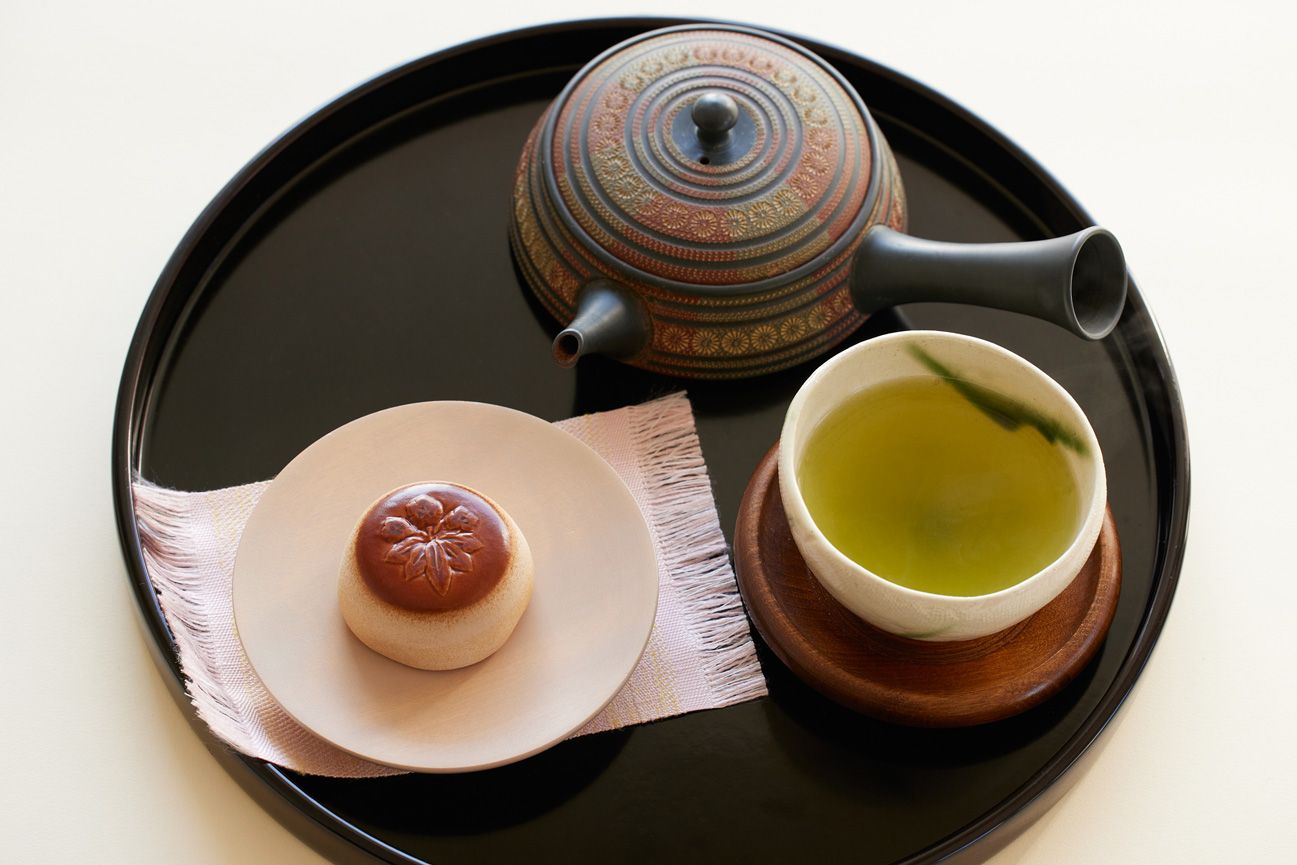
xmin=131 ymin=393 xmax=767 ymax=777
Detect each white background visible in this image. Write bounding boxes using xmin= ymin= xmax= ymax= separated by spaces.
xmin=3 ymin=0 xmax=1295 ymax=861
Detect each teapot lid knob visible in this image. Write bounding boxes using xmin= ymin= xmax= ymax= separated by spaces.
xmin=691 ymin=91 xmax=740 ymax=144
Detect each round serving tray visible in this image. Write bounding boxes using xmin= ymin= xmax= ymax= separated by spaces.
xmin=113 ymin=17 xmax=1188 ymax=865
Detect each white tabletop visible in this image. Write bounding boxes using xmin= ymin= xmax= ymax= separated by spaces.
xmin=4 ymin=0 xmax=1295 ymax=861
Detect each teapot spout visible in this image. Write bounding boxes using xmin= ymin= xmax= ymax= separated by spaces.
xmin=850 ymin=226 xmax=1128 ymax=340
xmin=552 ymin=280 xmax=651 ymax=367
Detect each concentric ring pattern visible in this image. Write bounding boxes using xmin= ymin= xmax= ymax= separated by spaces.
xmin=510 ymin=25 xmax=907 ymax=378
xmin=554 ymin=30 xmax=870 ymax=285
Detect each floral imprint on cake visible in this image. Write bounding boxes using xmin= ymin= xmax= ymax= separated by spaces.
xmin=379 ymin=494 xmax=484 ymax=595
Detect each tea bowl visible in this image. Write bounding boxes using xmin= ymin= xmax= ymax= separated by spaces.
xmin=778 ymin=330 xmax=1107 ymax=641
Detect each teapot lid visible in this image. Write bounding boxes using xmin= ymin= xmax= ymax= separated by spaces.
xmin=540 ymin=24 xmax=880 ymax=290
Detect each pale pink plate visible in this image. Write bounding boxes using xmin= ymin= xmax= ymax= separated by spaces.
xmin=231 ymin=402 xmax=659 ymax=772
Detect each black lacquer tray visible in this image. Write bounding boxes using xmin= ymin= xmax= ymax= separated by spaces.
xmin=113 ymin=18 xmax=1188 ymax=865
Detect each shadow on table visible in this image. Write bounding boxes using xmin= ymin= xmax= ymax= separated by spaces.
xmin=294 ymin=727 xmax=632 ymax=837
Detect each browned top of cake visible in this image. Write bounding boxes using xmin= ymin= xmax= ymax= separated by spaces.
xmin=354 ymin=482 xmax=509 ymax=612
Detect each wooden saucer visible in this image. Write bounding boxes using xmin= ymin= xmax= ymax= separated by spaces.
xmin=734 ymin=444 xmax=1121 ymax=728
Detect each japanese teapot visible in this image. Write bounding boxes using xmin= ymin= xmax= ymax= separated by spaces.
xmin=510 ymin=23 xmax=1127 ymax=379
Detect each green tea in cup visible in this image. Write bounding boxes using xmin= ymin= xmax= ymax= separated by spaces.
xmin=779 ymin=331 xmax=1106 ymax=640
xmin=796 ymin=374 xmax=1082 ymax=597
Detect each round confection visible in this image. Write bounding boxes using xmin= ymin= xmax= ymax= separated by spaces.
xmin=338 ymin=481 xmax=533 ymax=670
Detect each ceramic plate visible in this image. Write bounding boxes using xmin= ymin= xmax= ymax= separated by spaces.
xmin=231 ymin=401 xmax=658 ymax=772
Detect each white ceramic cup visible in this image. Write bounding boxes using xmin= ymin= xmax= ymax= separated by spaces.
xmin=778 ymin=330 xmax=1106 ymax=641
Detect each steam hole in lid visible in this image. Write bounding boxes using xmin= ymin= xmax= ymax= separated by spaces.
xmin=699 ymin=156 xmax=710 ymax=165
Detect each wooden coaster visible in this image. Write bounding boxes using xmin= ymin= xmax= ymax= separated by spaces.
xmin=734 ymin=444 xmax=1122 ymax=728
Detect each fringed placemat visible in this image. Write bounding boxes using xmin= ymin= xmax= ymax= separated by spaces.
xmin=132 ymin=393 xmax=767 ymax=776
